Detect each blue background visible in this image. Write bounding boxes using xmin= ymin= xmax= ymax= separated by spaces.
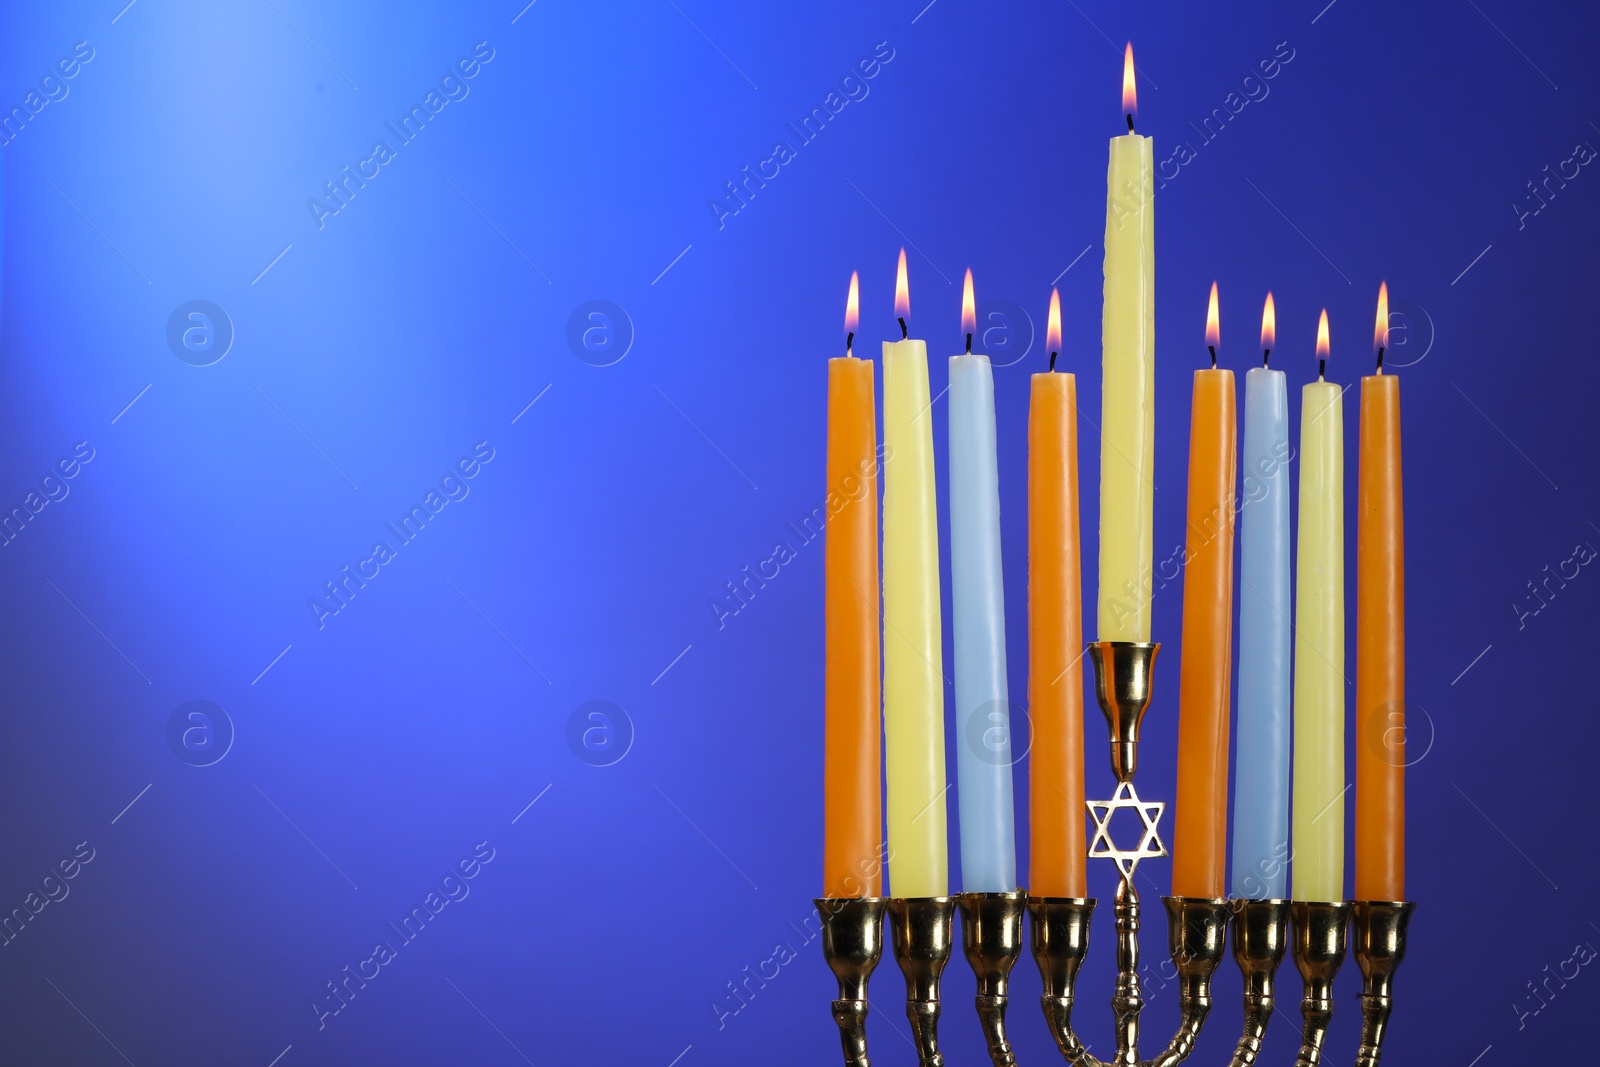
xmin=1 ymin=0 xmax=1596 ymax=1063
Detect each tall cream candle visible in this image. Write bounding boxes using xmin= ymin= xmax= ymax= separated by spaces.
xmin=882 ymin=250 xmax=948 ymax=899
xmin=1293 ymin=309 xmax=1347 ymax=903
xmin=1098 ymin=43 xmax=1156 ymax=642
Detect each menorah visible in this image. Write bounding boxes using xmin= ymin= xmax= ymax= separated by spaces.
xmin=818 ymin=640 xmax=1414 ymax=1067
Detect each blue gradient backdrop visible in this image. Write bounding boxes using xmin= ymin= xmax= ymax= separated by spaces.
xmin=1 ymin=1 xmax=1596 ymax=1063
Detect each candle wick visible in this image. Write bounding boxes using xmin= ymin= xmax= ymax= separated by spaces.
xmin=898 ymin=317 xmax=908 ymax=339
xmin=1207 ymin=344 xmax=1216 ymax=370
xmin=965 ymin=333 xmax=973 ymax=355
xmin=846 ymin=331 xmax=855 ymax=358
xmin=1049 ymin=349 xmax=1058 ymax=372
xmin=1318 ymin=357 xmax=1326 ymax=380
xmin=1262 ymin=347 xmax=1270 ymax=368
xmin=1126 ymin=113 xmax=1135 ymax=133
xmin=1376 ymin=346 xmax=1385 ymax=373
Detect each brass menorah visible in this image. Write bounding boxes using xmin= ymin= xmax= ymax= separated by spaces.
xmin=818 ymin=640 xmax=1414 ymax=1067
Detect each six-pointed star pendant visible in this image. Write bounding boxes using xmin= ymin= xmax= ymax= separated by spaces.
xmin=1086 ymin=781 xmax=1166 ymax=881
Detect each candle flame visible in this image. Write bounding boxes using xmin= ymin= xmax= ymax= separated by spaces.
xmin=894 ymin=248 xmax=909 ymax=321
xmin=1122 ymin=43 xmax=1137 ymax=120
xmin=1316 ymin=308 xmax=1330 ymax=361
xmin=1373 ymin=280 xmax=1389 ymax=353
xmin=845 ymin=271 xmax=859 ymax=337
xmin=1205 ymin=281 xmax=1220 ymax=350
xmin=961 ymin=268 xmax=976 ymax=339
xmin=1046 ymin=288 xmax=1062 ymax=355
xmin=1261 ymin=292 xmax=1276 ymax=350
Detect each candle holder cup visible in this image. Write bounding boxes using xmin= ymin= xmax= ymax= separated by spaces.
xmin=1027 ymin=895 xmax=1096 ymax=1062
xmin=958 ymin=890 xmax=1028 ymax=1067
xmin=1290 ymin=900 xmax=1352 ymax=1066
xmin=818 ymin=639 xmax=1414 ymax=1066
xmin=815 ymin=896 xmax=886 ymax=1067
xmin=1351 ymin=900 xmax=1414 ymax=1067
xmin=887 ymin=895 xmax=956 ymax=1067
xmin=1230 ymin=897 xmax=1292 ymax=1065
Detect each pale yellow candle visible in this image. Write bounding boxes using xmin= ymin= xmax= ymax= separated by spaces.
xmin=1292 ymin=309 xmax=1346 ymax=903
xmin=1098 ymin=43 xmax=1156 ymax=642
xmin=882 ymin=250 xmax=948 ymax=898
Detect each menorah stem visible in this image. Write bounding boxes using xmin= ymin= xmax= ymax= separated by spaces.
xmin=1108 ymin=877 xmax=1143 ymax=1066
xmin=1289 ymin=901 xmax=1351 ymax=1067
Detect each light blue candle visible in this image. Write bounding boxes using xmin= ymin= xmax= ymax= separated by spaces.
xmin=1231 ymin=365 xmax=1292 ymax=899
xmin=949 ymin=351 xmax=1016 ymax=893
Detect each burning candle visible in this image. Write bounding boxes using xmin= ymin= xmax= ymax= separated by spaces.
xmin=1028 ymin=289 xmax=1087 ymax=899
xmin=1355 ymin=282 xmax=1405 ymax=902
xmin=882 ymin=250 xmax=949 ymax=899
xmin=1292 ymin=309 xmax=1346 ymax=903
xmin=823 ymin=271 xmax=882 ymax=899
xmin=1172 ymin=283 xmax=1237 ymax=900
xmin=1231 ymin=294 xmax=1292 ymax=900
xmin=1098 ymin=42 xmax=1157 ymax=642
xmin=950 ymin=268 xmax=1017 ymax=893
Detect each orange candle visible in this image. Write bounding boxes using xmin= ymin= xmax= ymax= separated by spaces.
xmin=1028 ymin=291 xmax=1086 ymax=898
xmin=1172 ymin=283 xmax=1237 ymax=900
xmin=823 ymin=273 xmax=882 ymax=899
xmin=1355 ymin=282 xmax=1404 ymax=902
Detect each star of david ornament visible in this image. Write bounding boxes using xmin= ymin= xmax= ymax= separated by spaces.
xmin=1086 ymin=780 xmax=1166 ymax=880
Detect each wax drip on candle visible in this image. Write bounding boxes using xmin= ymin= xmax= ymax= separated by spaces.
xmin=961 ymin=268 xmax=976 ymax=355
xmin=1122 ymin=43 xmax=1137 ymax=133
xmin=1046 ymin=287 xmax=1062 ymax=372
xmin=844 ymin=270 xmax=859 ymax=358
xmin=1205 ymin=281 xmax=1220 ymax=370
xmin=1316 ymin=308 xmax=1330 ymax=380
xmin=1374 ymin=280 xmax=1389 ymax=374
xmin=1261 ymin=291 xmax=1276 ymax=368
xmin=894 ymin=248 xmax=910 ymax=340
